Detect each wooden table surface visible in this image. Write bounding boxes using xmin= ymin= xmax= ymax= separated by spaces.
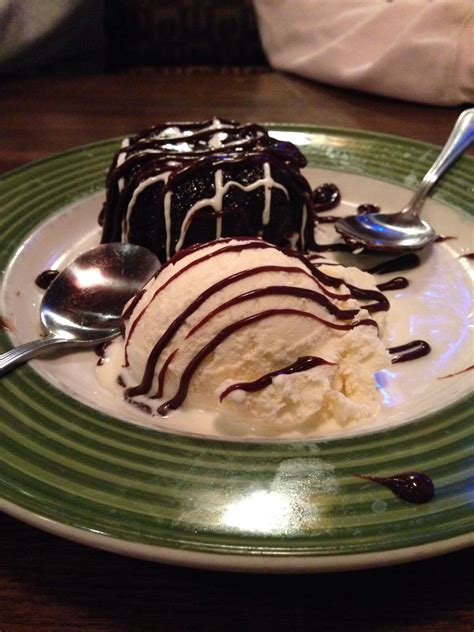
xmin=0 ymin=69 xmax=472 ymax=632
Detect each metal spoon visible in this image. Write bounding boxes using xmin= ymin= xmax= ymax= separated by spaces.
xmin=0 ymin=243 xmax=159 ymax=376
xmin=335 ymin=108 xmax=474 ymax=252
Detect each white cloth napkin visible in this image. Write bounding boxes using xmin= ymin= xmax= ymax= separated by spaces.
xmin=254 ymin=0 xmax=474 ymax=105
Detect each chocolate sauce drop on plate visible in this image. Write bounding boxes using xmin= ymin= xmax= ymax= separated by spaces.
xmin=376 ymin=276 xmax=409 ymax=291
xmin=95 ymin=341 xmax=111 ymax=357
xmin=315 ymin=215 xmax=339 ymax=224
xmin=311 ymin=184 xmax=351 ymax=250
xmin=356 ymin=472 xmax=435 ymax=504
xmin=35 ymin=269 xmax=59 ymax=290
xmin=357 ymin=203 xmax=380 ymax=215
xmin=312 ymin=241 xmax=356 ymax=253
xmin=434 ymin=235 xmax=456 ymax=243
xmin=388 ymin=340 xmax=431 ymax=363
xmin=460 ymin=253 xmax=474 ymax=260
xmin=0 ymin=315 xmax=13 ymax=332
xmin=312 ymin=183 xmax=341 ymax=212
xmin=366 ymin=254 xmax=420 ymax=275
xmin=95 ymin=341 xmax=112 ymax=365
xmin=438 ymin=365 xmax=474 ymax=379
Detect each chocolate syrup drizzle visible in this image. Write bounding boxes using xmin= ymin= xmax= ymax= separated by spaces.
xmin=125 ymin=241 xmax=280 ymax=364
xmin=123 ymin=239 xmax=388 ymax=364
xmin=310 ymin=187 xmax=433 ymax=365
xmin=100 ymin=118 xmax=315 ymax=262
xmin=118 ymin=158 xmax=439 ymax=414
xmin=219 ymin=356 xmax=335 ymax=402
xmin=95 ymin=341 xmax=111 ymax=366
xmin=122 ymin=239 xmax=387 ymax=412
xmin=312 ymin=184 xmax=363 ymax=253
xmin=438 ymin=365 xmax=474 ymax=379
xmin=388 ymin=340 xmax=431 ymax=364
xmin=434 ymin=235 xmax=456 ymax=243
xmin=125 ymin=272 xmax=363 ymax=398
xmin=185 ymin=285 xmax=365 ymax=339
xmin=356 ymin=472 xmax=434 ymax=504
xmin=35 ymin=269 xmax=59 ymax=290
xmin=376 ymin=277 xmax=409 ymax=291
xmin=366 ymin=254 xmax=420 ymax=275
xmin=314 ymin=215 xmax=339 ymax=224
xmin=362 ymin=253 xmax=419 ymax=293
xmin=312 ymin=183 xmax=341 ymax=212
xmin=311 ymin=241 xmax=357 ymax=253
xmin=310 ymin=185 xmax=430 ymax=363
xmin=156 ymin=308 xmax=374 ymax=416
xmin=357 ymin=203 xmax=380 ymax=215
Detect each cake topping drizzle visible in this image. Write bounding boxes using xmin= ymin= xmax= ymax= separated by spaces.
xmin=100 ymin=118 xmax=315 ymax=262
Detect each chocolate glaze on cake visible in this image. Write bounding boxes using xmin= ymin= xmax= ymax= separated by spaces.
xmin=99 ymin=118 xmax=315 ymax=262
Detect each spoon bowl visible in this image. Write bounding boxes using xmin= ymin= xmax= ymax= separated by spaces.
xmin=335 ymin=213 xmax=436 ymax=253
xmin=0 ymin=243 xmax=159 ymax=376
xmin=335 ymin=108 xmax=474 ymax=252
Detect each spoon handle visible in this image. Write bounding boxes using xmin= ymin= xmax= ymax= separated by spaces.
xmin=0 ymin=335 xmax=72 ymax=377
xmin=402 ymin=108 xmax=474 ymax=220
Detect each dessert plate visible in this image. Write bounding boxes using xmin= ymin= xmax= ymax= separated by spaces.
xmin=0 ymin=125 xmax=472 ymax=572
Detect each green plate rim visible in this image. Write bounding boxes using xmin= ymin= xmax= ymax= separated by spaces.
xmin=1 ymin=124 xmax=473 ymax=571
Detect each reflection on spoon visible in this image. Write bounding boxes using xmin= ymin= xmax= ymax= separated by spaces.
xmin=0 ymin=243 xmax=159 ymax=377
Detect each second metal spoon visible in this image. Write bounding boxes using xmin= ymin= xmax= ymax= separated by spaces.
xmin=335 ymin=108 xmax=474 ymax=252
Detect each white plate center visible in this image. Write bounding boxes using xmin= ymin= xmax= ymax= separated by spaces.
xmin=2 ymin=168 xmax=473 ymax=441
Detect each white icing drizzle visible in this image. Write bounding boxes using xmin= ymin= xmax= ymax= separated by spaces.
xmin=215 ymin=199 xmax=223 ymax=240
xmin=116 ymin=119 xmax=305 ymax=257
xmin=117 ymin=138 xmax=130 ymax=193
xmin=122 ymin=172 xmax=170 ymax=238
xmin=262 ymin=162 xmax=274 ymax=226
xmin=162 ymin=141 xmax=193 ymax=152
xmin=153 ymin=118 xmax=224 ymax=142
xmin=155 ymin=126 xmax=181 ymax=139
xmin=209 ymin=132 xmax=227 ymax=149
xmin=174 ymin=165 xmax=288 ymax=254
xmin=300 ymin=204 xmax=307 ymax=251
xmin=164 ymin=191 xmax=173 ymax=260
xmin=287 ymin=232 xmax=300 ymax=250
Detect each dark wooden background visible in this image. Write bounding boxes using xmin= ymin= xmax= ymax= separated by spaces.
xmin=0 ymin=69 xmax=472 ymax=631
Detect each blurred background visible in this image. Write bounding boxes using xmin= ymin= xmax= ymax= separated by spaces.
xmin=0 ymin=0 xmax=267 ymax=75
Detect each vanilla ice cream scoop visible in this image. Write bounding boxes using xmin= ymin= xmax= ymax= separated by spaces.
xmin=100 ymin=238 xmax=390 ymax=429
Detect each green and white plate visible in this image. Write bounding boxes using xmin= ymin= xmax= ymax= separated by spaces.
xmin=0 ymin=125 xmax=473 ymax=572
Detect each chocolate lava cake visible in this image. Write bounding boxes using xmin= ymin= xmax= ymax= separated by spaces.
xmin=99 ymin=118 xmax=315 ymax=263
